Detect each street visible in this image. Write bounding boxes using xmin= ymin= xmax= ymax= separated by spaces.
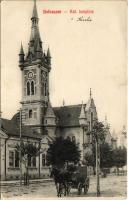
xmin=1 ymin=175 xmax=127 ymax=198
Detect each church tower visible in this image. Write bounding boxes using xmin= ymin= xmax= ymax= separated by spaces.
xmin=19 ymin=0 xmax=51 ymax=133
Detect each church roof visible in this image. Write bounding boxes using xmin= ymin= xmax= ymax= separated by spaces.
xmin=53 ymin=104 xmax=86 ymax=127
xmin=1 ymin=117 xmax=42 ymax=139
xmin=1 ymin=103 xmax=91 ymax=138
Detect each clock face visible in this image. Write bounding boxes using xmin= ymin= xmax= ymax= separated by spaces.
xmin=28 ymin=71 xmax=34 ymax=79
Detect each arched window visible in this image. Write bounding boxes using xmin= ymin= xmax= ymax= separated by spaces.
xmin=31 ymin=81 xmax=34 ymax=95
xmin=27 ymin=81 xmax=30 ymax=95
xmin=44 ymin=82 xmax=47 ymax=96
xmin=29 ymin=109 xmax=33 ymax=118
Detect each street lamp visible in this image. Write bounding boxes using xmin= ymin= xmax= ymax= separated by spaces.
xmin=79 ymin=103 xmax=88 ymax=162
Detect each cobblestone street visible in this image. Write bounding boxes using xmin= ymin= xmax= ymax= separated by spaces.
xmin=1 ymin=175 xmax=127 ymax=199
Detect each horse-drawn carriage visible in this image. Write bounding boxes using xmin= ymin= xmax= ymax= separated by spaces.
xmin=51 ymin=164 xmax=90 ymax=197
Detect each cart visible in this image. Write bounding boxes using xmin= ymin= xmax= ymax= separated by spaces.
xmin=67 ymin=165 xmax=89 ymax=195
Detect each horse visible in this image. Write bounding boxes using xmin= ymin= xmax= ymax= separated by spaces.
xmin=50 ymin=166 xmax=72 ymax=197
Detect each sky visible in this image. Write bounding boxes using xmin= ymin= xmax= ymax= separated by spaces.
xmin=1 ymin=0 xmax=127 ymax=135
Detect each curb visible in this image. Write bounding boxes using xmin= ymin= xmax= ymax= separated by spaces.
xmin=1 ymin=179 xmax=54 ymax=186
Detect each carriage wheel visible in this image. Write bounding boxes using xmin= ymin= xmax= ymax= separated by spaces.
xmin=78 ymin=183 xmax=82 ymax=195
xmin=67 ymin=184 xmax=71 ymax=195
xmin=84 ymin=178 xmax=89 ymax=194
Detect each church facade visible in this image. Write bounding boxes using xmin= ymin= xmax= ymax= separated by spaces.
xmin=0 ymin=1 xmax=98 ymax=181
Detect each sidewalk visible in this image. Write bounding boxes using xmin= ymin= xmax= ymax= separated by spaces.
xmin=1 ymin=178 xmax=53 ymax=186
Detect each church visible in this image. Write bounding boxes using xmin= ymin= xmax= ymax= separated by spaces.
xmin=0 ymin=1 xmax=98 ymax=181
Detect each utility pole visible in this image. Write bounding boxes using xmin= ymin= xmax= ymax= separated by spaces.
xmin=19 ymin=108 xmax=22 ymax=187
xmin=96 ymin=138 xmax=100 ymax=196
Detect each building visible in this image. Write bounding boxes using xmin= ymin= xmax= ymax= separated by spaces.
xmin=0 ymin=1 xmax=98 ymax=180
xmin=103 ymin=116 xmax=117 ymax=149
xmin=118 ymin=126 xmax=127 ymax=149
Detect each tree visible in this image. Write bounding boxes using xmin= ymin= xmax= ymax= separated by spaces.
xmin=92 ymin=121 xmax=105 ymax=143
xmin=113 ymin=147 xmax=127 ymax=175
xmin=84 ymin=121 xmax=105 ymax=175
xmin=46 ymin=137 xmax=81 ymax=168
xmin=100 ymin=142 xmax=113 ymax=176
xmin=16 ymin=141 xmax=40 ymax=185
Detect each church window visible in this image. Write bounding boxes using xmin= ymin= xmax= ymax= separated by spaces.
xmin=29 ymin=109 xmax=33 ymax=118
xmin=27 ymin=81 xmax=30 ymax=95
xmin=31 ymin=81 xmax=34 ymax=95
xmin=9 ymin=151 xmax=14 ymax=167
xmin=42 ymin=154 xmax=46 ymax=166
xmin=44 ymin=82 xmax=47 ymax=96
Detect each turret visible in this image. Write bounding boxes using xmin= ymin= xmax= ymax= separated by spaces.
xmin=46 ymin=47 xmax=51 ymax=66
xmin=44 ymin=101 xmax=56 ymax=126
xmin=19 ymin=43 xmax=25 ymax=70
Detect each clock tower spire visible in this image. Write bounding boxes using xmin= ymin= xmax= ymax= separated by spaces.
xmin=19 ymin=0 xmax=51 ymax=133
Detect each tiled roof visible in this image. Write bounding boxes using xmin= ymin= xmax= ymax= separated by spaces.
xmin=1 ymin=104 xmax=87 ymax=137
xmin=1 ymin=117 xmax=42 ymax=139
xmin=53 ymin=104 xmax=86 ymax=127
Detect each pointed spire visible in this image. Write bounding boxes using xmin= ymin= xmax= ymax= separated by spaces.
xmin=79 ymin=102 xmax=86 ymax=119
xmin=36 ymin=40 xmax=41 ymax=51
xmin=47 ymin=47 xmax=51 ymax=58
xmin=19 ymin=42 xmax=24 ymax=55
xmin=32 ymin=0 xmax=38 ymax=19
xmin=47 ymin=47 xmax=51 ymax=66
xmin=26 ymin=0 xmax=43 ymax=61
xmin=90 ymin=88 xmax=92 ymax=99
xmin=79 ymin=102 xmax=87 ymax=126
xmin=45 ymin=101 xmax=56 ymax=118
xmin=19 ymin=42 xmax=25 ymax=69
